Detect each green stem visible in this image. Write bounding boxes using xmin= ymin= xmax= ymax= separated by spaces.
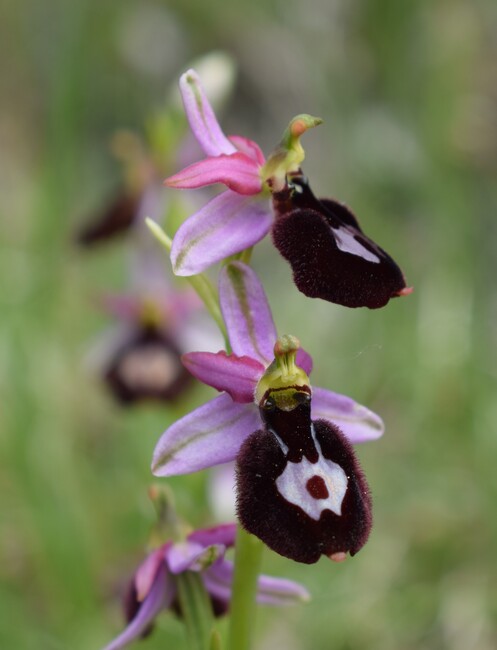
xmin=176 ymin=571 xmax=215 ymax=650
xmin=210 ymin=629 xmax=223 ymax=650
xmin=227 ymin=526 xmax=264 ymax=650
xmin=145 ymin=218 xmax=228 ymax=345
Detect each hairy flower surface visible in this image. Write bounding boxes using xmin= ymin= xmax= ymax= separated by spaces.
xmin=272 ymin=174 xmax=411 ymax=308
xmin=102 ymin=523 xmax=309 ymax=650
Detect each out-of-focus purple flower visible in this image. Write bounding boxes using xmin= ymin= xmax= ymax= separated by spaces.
xmin=96 ymin=292 xmax=194 ymax=405
xmin=76 ymin=131 xmax=160 ymax=246
xmin=81 ymin=175 xmax=224 ymax=406
xmin=152 ymin=260 xmax=384 ymax=474
xmin=93 ymin=285 xmax=225 ymax=406
xmin=77 ymin=192 xmax=142 ymax=246
xmin=77 ymin=52 xmax=237 ymax=247
xmin=101 ymin=523 xmax=309 ymax=650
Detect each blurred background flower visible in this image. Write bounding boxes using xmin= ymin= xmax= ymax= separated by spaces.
xmin=102 ymin=522 xmax=309 ymax=650
xmin=2 ymin=1 xmax=497 ymax=649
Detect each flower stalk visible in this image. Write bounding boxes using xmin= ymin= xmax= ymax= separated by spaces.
xmin=227 ymin=527 xmax=264 ymax=650
xmin=146 ymin=217 xmax=228 ymax=345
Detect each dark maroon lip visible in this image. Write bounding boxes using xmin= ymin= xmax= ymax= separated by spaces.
xmin=236 ymin=397 xmax=372 ymax=564
xmin=271 ymin=176 xmax=410 ymax=309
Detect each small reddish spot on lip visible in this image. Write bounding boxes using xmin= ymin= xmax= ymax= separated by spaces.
xmin=329 ymin=552 xmax=347 ymax=563
xmin=306 ymin=475 xmax=329 ymax=500
xmin=397 ymin=286 xmax=414 ymax=297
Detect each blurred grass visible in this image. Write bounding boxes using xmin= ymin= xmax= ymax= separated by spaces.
xmin=1 ymin=0 xmax=497 ymax=648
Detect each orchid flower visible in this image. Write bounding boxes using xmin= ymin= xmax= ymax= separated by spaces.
xmin=84 ymin=177 xmax=223 ymax=406
xmin=94 ymin=287 xmax=222 ymax=405
xmin=165 ymin=70 xmax=411 ymax=308
xmin=96 ymin=293 xmax=193 ymax=405
xmin=152 ymin=261 xmax=383 ymax=562
xmin=102 ymin=523 xmax=309 ymax=650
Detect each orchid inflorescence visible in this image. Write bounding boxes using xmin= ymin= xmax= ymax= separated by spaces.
xmin=96 ymin=63 xmax=411 ymax=650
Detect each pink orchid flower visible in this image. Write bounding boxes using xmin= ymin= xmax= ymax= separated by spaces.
xmin=152 ymin=261 xmax=384 ymax=477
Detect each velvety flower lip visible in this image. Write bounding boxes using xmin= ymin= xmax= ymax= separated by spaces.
xmin=165 ymin=69 xmax=273 ymax=276
xmin=101 ymin=523 xmax=309 ymax=650
xmin=272 ymin=174 xmax=412 ymax=309
xmin=236 ymin=402 xmax=373 ymax=564
xmin=152 ymin=261 xmax=384 ymax=477
xmin=76 ymin=148 xmax=162 ymax=247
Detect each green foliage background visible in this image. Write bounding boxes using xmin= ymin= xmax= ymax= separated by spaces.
xmin=1 ymin=0 xmax=497 ymax=648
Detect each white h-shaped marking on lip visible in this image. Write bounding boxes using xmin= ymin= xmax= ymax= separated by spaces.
xmin=333 ymin=226 xmax=381 ymax=264
xmin=273 ymin=425 xmax=348 ymax=521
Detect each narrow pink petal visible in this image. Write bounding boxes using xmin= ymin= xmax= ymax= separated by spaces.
xmin=134 ymin=547 xmax=169 ymax=602
xmin=311 ymin=386 xmax=385 ymax=443
xmin=219 ymin=261 xmax=277 ymax=364
xmin=171 ymin=191 xmax=273 ymax=276
xmin=166 ymin=541 xmax=225 ymax=574
xmin=101 ymin=564 xmax=172 ymax=650
xmin=182 ymin=351 xmax=263 ymax=402
xmin=229 ymin=135 xmax=266 ymax=166
xmin=151 ymin=394 xmax=261 ymax=476
xmin=180 ymin=69 xmax=236 ymax=157
xmin=165 ymin=153 xmax=262 ymax=195
xmin=188 ymin=523 xmax=237 ymax=548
